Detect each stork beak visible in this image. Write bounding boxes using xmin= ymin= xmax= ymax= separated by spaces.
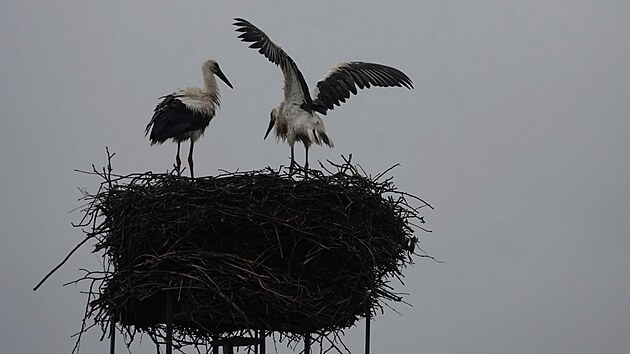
xmin=264 ymin=112 xmax=275 ymax=139
xmin=215 ymin=67 xmax=233 ymax=89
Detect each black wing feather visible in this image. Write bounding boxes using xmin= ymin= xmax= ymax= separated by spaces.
xmin=145 ymin=95 xmax=212 ymax=143
xmin=312 ymin=62 xmax=413 ymax=115
xmin=342 ymin=75 xmax=358 ymax=95
xmin=233 ymin=18 xmax=313 ymax=107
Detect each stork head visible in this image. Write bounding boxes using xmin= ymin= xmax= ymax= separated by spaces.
xmin=203 ymin=59 xmax=233 ymax=89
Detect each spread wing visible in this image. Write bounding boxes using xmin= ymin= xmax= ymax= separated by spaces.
xmin=234 ymin=18 xmax=312 ymax=110
xmin=311 ymin=62 xmax=413 ymax=115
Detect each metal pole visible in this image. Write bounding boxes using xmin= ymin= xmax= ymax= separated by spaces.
xmin=254 ymin=331 xmax=259 ymax=354
xmin=211 ymin=341 xmax=219 ymax=354
xmin=109 ymin=318 xmax=116 ymax=354
xmin=365 ymin=308 xmax=371 ymax=354
xmin=259 ymin=330 xmax=266 ymax=354
xmin=166 ymin=291 xmax=173 ymax=354
xmin=304 ymin=334 xmax=311 ymax=354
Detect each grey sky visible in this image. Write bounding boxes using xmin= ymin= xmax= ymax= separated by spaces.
xmin=2 ymin=1 xmax=630 ymax=353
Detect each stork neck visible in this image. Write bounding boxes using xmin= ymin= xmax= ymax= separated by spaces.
xmin=203 ymin=71 xmax=218 ymax=92
xmin=202 ymin=72 xmax=221 ymax=104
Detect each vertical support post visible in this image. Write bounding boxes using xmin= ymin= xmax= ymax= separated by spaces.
xmin=166 ymin=290 xmax=173 ymax=354
xmin=211 ymin=340 xmax=219 ymax=354
xmin=259 ymin=330 xmax=266 ymax=354
xmin=109 ymin=318 xmax=116 ymax=354
xmin=304 ymin=334 xmax=311 ymax=354
xmin=365 ymin=306 xmax=371 ymax=354
xmin=254 ymin=330 xmax=259 ymax=354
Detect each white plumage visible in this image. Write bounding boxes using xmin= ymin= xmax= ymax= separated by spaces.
xmin=234 ymin=18 xmax=413 ymax=174
xmin=145 ymin=59 xmax=233 ymax=178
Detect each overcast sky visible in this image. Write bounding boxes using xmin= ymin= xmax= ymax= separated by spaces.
xmin=2 ymin=1 xmax=630 ymax=353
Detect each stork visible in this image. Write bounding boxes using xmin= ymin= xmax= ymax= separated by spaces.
xmin=145 ymin=59 xmax=233 ymax=178
xmin=233 ymin=18 xmax=413 ymax=174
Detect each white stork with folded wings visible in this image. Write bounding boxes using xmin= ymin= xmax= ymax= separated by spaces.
xmin=233 ymin=18 xmax=413 ymax=174
xmin=145 ymin=59 xmax=233 ymax=178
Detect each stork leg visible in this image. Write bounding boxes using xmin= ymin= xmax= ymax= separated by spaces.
xmin=175 ymin=142 xmax=182 ymax=176
xmin=188 ymin=140 xmax=195 ymax=179
xmin=304 ymin=145 xmax=309 ymax=175
xmin=289 ymin=145 xmax=296 ymax=175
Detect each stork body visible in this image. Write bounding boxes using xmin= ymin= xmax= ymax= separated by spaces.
xmin=234 ymin=18 xmax=413 ymax=174
xmin=145 ymin=59 xmax=233 ymax=178
xmin=269 ymin=101 xmax=331 ymax=173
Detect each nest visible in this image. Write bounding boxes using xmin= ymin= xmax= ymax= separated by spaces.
xmin=67 ymin=155 xmax=432 ymax=351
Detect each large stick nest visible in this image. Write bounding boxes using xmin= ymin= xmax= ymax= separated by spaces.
xmin=71 ymin=155 xmax=432 ymax=350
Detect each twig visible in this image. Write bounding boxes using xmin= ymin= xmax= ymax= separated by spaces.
xmin=33 ymin=234 xmax=93 ymax=291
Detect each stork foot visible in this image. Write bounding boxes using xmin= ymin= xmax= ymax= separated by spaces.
xmin=289 ymin=161 xmax=296 ymax=176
